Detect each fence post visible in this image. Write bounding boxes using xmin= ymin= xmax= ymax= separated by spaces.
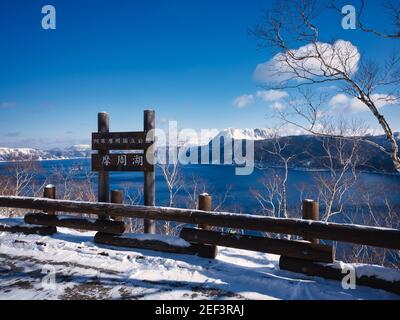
xmin=43 ymin=184 xmax=56 ymax=215
xmin=144 ymin=109 xmax=156 ymax=234
xmin=98 ymin=112 xmax=110 ymax=220
xmin=302 ymin=199 xmax=319 ymax=244
xmin=111 ymin=190 xmax=124 ymax=222
xmin=198 ymin=193 xmax=212 ymax=230
xmin=195 ymin=193 xmax=217 ymax=257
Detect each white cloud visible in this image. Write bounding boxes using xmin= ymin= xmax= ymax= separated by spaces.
xmin=329 ymin=93 xmax=397 ymax=113
xmin=254 ymin=40 xmax=360 ymax=83
xmin=274 ymin=123 xmax=309 ymax=136
xmin=256 ymin=90 xmax=288 ymax=102
xmin=329 ymin=93 xmax=349 ymax=106
xmin=271 ymin=102 xmax=286 ymax=112
xmin=233 ymin=94 xmax=254 ymax=108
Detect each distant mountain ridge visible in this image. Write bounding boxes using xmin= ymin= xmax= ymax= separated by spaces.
xmin=1 ymin=130 xmax=399 ymax=173
xmin=0 ymin=145 xmax=91 ymax=162
xmin=209 ymin=128 xmax=273 ymax=142
xmin=198 ymin=129 xmax=400 ymax=173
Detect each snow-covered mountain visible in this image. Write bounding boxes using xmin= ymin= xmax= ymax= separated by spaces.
xmin=0 ymin=145 xmax=91 ymax=162
xmin=208 ymin=128 xmax=273 ymax=145
xmin=210 ymin=129 xmax=400 ymax=144
xmin=0 ymin=148 xmax=47 ymax=161
xmin=45 ymin=145 xmax=92 ymax=160
xmin=185 ymin=129 xmax=400 ymax=172
xmin=154 ymin=128 xmax=272 ymax=148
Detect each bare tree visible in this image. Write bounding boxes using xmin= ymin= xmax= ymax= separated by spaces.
xmin=253 ymin=168 xmax=294 ymax=240
xmin=340 ymin=181 xmax=400 ymax=268
xmin=123 ymin=184 xmax=143 ymax=233
xmin=158 ymin=161 xmax=183 ymax=208
xmin=72 ymin=170 xmax=97 ymax=202
xmin=252 ymin=134 xmax=297 ymax=240
xmin=0 ymin=174 xmax=12 ymax=196
xmin=213 ymin=184 xmax=233 ymax=212
xmin=312 ymin=123 xmax=361 ymax=221
xmin=251 ymin=0 xmax=400 ymax=171
xmin=0 ymin=161 xmax=46 ymax=216
xmin=4 ymin=161 xmax=44 ymax=197
xmin=183 ymin=174 xmax=207 ymax=209
xmin=47 ymin=162 xmax=97 ymax=202
xmin=157 ymin=160 xmax=184 ymax=235
xmin=183 ymin=174 xmax=233 ymax=209
xmin=253 ymin=133 xmax=296 ymax=220
xmin=253 ymin=169 xmax=286 ymax=218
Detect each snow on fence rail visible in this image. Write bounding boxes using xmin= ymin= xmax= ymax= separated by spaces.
xmin=0 ymin=195 xmax=399 ymax=250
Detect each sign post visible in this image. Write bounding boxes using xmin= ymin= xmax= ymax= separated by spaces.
xmin=144 ymin=110 xmax=156 ymax=234
xmin=92 ymin=110 xmax=156 ymax=233
xmin=97 ymin=112 xmax=110 ymax=220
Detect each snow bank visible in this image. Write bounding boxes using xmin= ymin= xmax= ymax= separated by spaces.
xmin=0 ymin=215 xmax=399 ymax=300
xmin=122 ymin=233 xmax=191 ymax=247
xmin=331 ymin=261 xmax=400 ymax=283
xmin=0 ymin=217 xmax=44 ymax=229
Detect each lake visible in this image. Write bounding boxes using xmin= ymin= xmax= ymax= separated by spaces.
xmin=1 ymin=159 xmax=399 ymax=220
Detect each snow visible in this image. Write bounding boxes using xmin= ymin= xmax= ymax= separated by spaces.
xmin=0 ymin=215 xmax=399 ymax=300
xmin=330 ymin=261 xmax=400 ymax=283
xmin=57 ymin=215 xmax=95 ymax=221
xmin=210 ymin=128 xmax=273 ymax=145
xmin=122 ymin=233 xmax=191 ymax=248
xmin=0 ymin=145 xmax=91 ymax=162
xmin=354 ymin=264 xmax=400 ymax=282
xmin=0 ymin=217 xmax=43 ymax=229
xmin=68 ymin=144 xmax=90 ymax=151
xmin=0 ymin=147 xmax=45 ymax=161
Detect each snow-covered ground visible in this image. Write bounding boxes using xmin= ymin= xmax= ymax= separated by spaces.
xmin=0 ymin=217 xmax=399 ymax=300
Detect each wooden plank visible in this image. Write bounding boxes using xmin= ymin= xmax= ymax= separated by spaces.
xmin=94 ymin=232 xmax=217 ymax=259
xmin=180 ymin=228 xmax=335 ymax=263
xmin=1 ymin=196 xmax=400 ymax=250
xmin=0 ymin=223 xmax=56 ymax=236
xmin=279 ymin=256 xmax=400 ymax=295
xmin=98 ymin=112 xmax=110 ymax=209
xmin=92 ymin=131 xmax=152 ymax=151
xmin=24 ymin=213 xmax=125 ymax=234
xmin=91 ymin=153 xmax=154 ymax=172
xmin=111 ymin=190 xmax=124 ymax=222
xmin=143 ymin=110 xmax=156 ymax=234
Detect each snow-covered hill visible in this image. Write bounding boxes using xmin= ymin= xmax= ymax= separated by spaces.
xmin=0 ymin=145 xmax=91 ymax=162
xmin=0 ymin=216 xmax=399 ymax=300
xmin=208 ymin=128 xmax=273 ymax=145
xmin=0 ymin=148 xmax=47 ymax=161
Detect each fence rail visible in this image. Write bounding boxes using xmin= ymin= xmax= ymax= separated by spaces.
xmin=0 ymin=195 xmax=399 ymax=250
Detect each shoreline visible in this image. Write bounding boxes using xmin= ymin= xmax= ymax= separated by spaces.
xmin=0 ymin=157 xmax=90 ymax=163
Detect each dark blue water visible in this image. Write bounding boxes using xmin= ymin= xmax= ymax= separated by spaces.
xmin=1 ymin=159 xmax=399 ymax=217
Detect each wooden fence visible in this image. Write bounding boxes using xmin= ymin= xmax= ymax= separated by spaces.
xmin=0 ymin=192 xmax=399 ymax=295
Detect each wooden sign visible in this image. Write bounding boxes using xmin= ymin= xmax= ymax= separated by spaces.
xmin=92 ymin=132 xmax=152 ymax=150
xmin=93 ymin=110 xmax=156 ymax=234
xmin=92 ymin=153 xmax=153 ymax=172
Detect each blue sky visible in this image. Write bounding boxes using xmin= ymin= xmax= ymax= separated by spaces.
xmin=1 ymin=0 xmax=399 ymax=148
